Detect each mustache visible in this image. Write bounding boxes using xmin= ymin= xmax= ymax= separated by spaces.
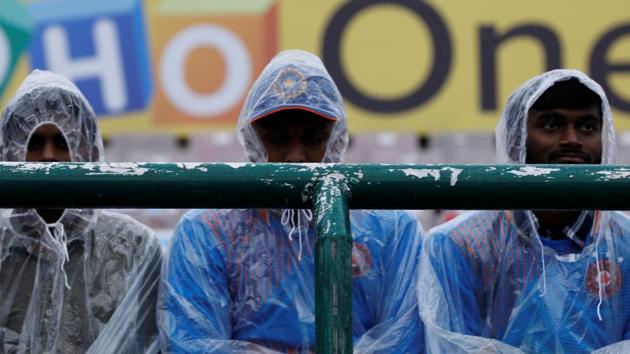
xmin=548 ymin=149 xmax=592 ymax=163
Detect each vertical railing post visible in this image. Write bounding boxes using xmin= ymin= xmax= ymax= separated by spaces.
xmin=313 ymin=173 xmax=353 ymax=354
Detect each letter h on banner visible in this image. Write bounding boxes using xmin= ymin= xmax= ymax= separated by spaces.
xmin=28 ymin=0 xmax=152 ymax=116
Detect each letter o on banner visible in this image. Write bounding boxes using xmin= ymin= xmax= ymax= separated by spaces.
xmin=160 ymin=25 xmax=252 ymax=117
xmin=323 ymin=0 xmax=452 ymax=113
xmin=0 ymin=27 xmax=9 ymax=86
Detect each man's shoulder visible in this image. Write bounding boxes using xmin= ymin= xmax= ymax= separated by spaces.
xmin=79 ymin=211 xmax=161 ymax=272
xmin=426 ymin=210 xmax=506 ymax=250
xmin=606 ymin=211 xmax=630 ymax=235
xmin=349 ymin=210 xmax=422 ymax=250
xmin=178 ymin=208 xmax=253 ymax=228
xmin=94 ymin=210 xmax=158 ymax=247
xmin=173 ymin=209 xmax=259 ymax=244
xmin=0 ymin=214 xmax=18 ymax=250
xmin=0 ymin=211 xmax=13 ymax=231
xmin=431 ymin=210 xmax=502 ymax=233
xmin=350 ymin=209 xmax=418 ymax=227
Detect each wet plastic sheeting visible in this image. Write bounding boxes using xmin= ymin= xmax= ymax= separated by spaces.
xmin=159 ymin=50 xmax=424 ymax=353
xmin=418 ymin=70 xmax=630 ymax=353
xmin=0 ymin=70 xmax=162 ymax=353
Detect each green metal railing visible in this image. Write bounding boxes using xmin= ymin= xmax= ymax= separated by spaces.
xmin=3 ymin=161 xmax=630 ymax=353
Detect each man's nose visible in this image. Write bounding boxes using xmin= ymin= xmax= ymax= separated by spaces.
xmin=560 ymin=126 xmax=582 ymax=147
xmin=41 ymin=141 xmax=58 ymax=162
xmin=285 ymin=143 xmax=307 ymax=163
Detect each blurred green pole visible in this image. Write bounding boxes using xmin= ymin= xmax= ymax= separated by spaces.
xmin=313 ymin=175 xmax=353 ymax=354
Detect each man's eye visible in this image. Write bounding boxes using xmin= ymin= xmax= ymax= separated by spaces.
xmin=542 ymin=119 xmax=560 ymax=130
xmin=580 ymin=122 xmax=600 ymax=133
xmin=54 ymin=134 xmax=68 ymax=150
xmin=265 ymin=134 xmax=287 ymax=145
xmin=305 ymin=135 xmax=326 ymax=146
xmin=27 ymin=135 xmax=44 ymax=150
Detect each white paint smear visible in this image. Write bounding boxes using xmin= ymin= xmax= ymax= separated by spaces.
xmin=401 ymin=168 xmax=441 ymax=181
xmin=442 ymin=167 xmax=463 ymax=186
xmin=82 ymin=163 xmax=97 ymax=171
xmin=174 ymin=163 xmax=210 ymax=172
xmin=322 ymin=172 xmax=346 ymax=183
xmin=85 ymin=162 xmax=148 ymax=176
xmin=225 ymin=163 xmax=248 ymax=169
xmin=9 ymin=162 xmax=148 ymax=176
xmin=508 ymin=166 xmax=559 ymax=177
xmin=177 ymin=162 xmax=205 ymax=170
xmin=315 ymin=173 xmax=347 ymax=224
xmin=297 ymin=163 xmax=324 ymax=171
xmin=597 ymin=170 xmax=630 ymax=180
xmin=11 ymin=162 xmax=55 ymax=172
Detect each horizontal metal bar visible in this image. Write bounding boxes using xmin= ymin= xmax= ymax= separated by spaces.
xmin=0 ymin=162 xmax=629 ymax=209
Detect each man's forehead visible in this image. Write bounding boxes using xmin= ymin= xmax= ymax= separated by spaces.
xmin=32 ymin=122 xmax=63 ymax=132
xmin=528 ymin=105 xmax=603 ymax=122
xmin=254 ymin=110 xmax=333 ymax=126
xmin=530 ymin=79 xmax=602 ymax=112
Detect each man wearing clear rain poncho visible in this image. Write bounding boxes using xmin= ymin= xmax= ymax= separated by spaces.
xmin=0 ymin=70 xmax=162 ymax=353
xmin=159 ymin=49 xmax=424 ymax=353
xmin=418 ymin=69 xmax=630 ymax=353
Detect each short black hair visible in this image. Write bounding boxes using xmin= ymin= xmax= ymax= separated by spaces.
xmin=531 ymin=78 xmax=602 ymax=113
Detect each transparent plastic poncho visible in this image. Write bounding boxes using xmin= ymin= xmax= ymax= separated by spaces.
xmin=0 ymin=70 xmax=162 ymax=354
xmin=158 ymin=50 xmax=424 ymax=353
xmin=418 ymin=69 xmax=630 ymax=353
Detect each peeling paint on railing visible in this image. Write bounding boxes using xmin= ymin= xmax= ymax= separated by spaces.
xmin=507 ymin=166 xmax=559 ymax=177
xmin=1 ymin=163 xmax=629 ymax=210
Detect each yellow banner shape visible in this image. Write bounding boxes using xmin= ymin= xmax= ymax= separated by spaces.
xmin=282 ymin=0 xmax=630 ymax=133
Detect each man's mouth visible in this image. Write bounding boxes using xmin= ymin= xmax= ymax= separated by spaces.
xmin=549 ymin=151 xmax=591 ymax=164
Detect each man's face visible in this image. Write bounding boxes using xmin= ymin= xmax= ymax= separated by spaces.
xmin=526 ymin=106 xmax=602 ymax=164
xmin=253 ymin=110 xmax=334 ymax=163
xmin=26 ymin=123 xmax=71 ymax=162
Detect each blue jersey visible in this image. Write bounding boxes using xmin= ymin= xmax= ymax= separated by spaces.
xmin=159 ymin=208 xmax=423 ymax=353
xmin=420 ymin=210 xmax=630 ymax=353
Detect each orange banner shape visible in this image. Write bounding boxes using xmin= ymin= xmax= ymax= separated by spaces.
xmin=152 ymin=0 xmax=278 ymax=130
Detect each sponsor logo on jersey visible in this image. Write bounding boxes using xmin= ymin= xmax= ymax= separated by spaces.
xmin=352 ymin=242 xmax=372 ymax=277
xmin=586 ymin=259 xmax=622 ymax=298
